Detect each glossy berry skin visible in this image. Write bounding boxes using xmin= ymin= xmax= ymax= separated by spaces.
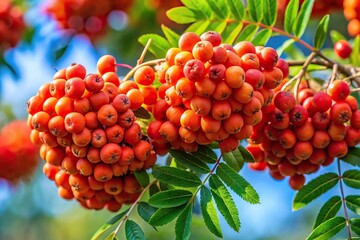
xmin=334 ymin=40 xmax=352 ymax=59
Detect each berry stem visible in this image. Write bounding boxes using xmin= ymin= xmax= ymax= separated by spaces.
xmin=189 ymin=153 xmax=223 ymax=203
xmin=113 ymin=179 xmax=158 ymax=237
xmin=114 ymin=63 xmax=134 ymax=70
xmin=138 ymin=38 xmax=153 ymax=65
xmin=336 ymin=159 xmax=352 ymax=240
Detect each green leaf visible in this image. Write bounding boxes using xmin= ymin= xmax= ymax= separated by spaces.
xmin=138 ymin=34 xmax=171 ymax=58
xmin=152 ymin=166 xmax=202 ymax=188
xmin=216 ymin=163 xmax=260 ymax=204
xmin=222 ymin=22 xmax=243 ymax=44
xmin=137 ymin=202 xmax=158 ymax=223
xmin=306 ymin=217 xmax=346 ymax=240
xmin=105 ymin=232 xmax=116 ymax=240
xmin=167 ymin=7 xmax=198 ymax=24
xmin=340 ymin=147 xmax=360 ymax=166
xmin=350 ymin=218 xmax=360 ymax=235
xmin=343 ymin=170 xmax=360 ymax=189
xmin=351 ymin=36 xmax=360 ymax=66
xmin=236 ymin=24 xmax=259 ymax=43
xmin=276 ymin=39 xmax=296 ymax=57
xmin=175 ymin=204 xmax=193 ymax=240
xmin=185 ymin=20 xmax=211 ymax=35
xmin=54 ymin=45 xmax=69 ymax=61
xmin=209 ymin=175 xmax=240 ymax=232
xmin=148 ymin=205 xmax=185 ymax=226
xmin=133 ymin=107 xmax=151 ymax=120
xmin=149 ymin=184 xmax=160 ymax=196
xmin=294 ymin=0 xmax=315 ymax=38
xmin=346 ymin=195 xmax=360 ymax=215
xmin=330 ymin=30 xmax=346 ymax=45
xmin=148 ymin=189 xmax=193 ymax=208
xmin=238 ymin=145 xmax=255 ymax=163
xmin=161 ymin=25 xmax=180 ymax=47
xmin=133 ymin=170 xmax=149 ymax=188
xmin=247 ymin=0 xmax=263 ymax=22
xmin=313 ymin=15 xmax=329 ymax=50
xmin=293 ymin=173 xmax=339 ymax=211
xmin=91 ymin=210 xmax=128 ymax=240
xmin=284 ymin=0 xmax=299 ymax=33
xmin=313 ymin=196 xmax=342 ymax=229
xmin=262 ymin=0 xmax=277 ymax=26
xmin=200 ymin=186 xmax=223 ymax=238
xmin=125 ymin=220 xmax=145 ymax=240
xmin=169 ymin=149 xmax=211 ymax=174
xmin=223 ymin=148 xmax=244 ymax=172
xmin=206 ymin=21 xmax=227 ymax=35
xmin=191 ymin=145 xmax=217 ymax=163
xmin=251 ymin=28 xmax=272 ymax=46
xmin=181 ymin=0 xmax=212 ymax=18
xmin=206 ymin=0 xmax=228 ymax=19
xmin=225 ymin=0 xmax=245 ymax=20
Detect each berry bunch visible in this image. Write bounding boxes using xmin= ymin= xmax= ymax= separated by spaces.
xmin=27 ymin=57 xmax=156 ymax=211
xmin=344 ymin=0 xmax=360 ymax=36
xmin=44 ymin=0 xmax=133 ymax=42
xmin=247 ymin=80 xmax=360 ymax=190
xmin=141 ymin=31 xmax=288 ymax=154
xmin=0 ymin=120 xmax=39 ymax=183
xmin=0 ymin=0 xmax=26 ymax=50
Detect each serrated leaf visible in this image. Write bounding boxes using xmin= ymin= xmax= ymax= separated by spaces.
xmin=238 ymin=145 xmax=255 ymax=163
xmin=181 ymin=0 xmax=212 ymax=18
xmin=284 ymin=0 xmax=299 ymax=33
xmin=200 ymin=186 xmax=223 ymax=238
xmin=346 ymin=195 xmax=360 ymax=215
xmin=133 ymin=107 xmax=151 ymax=119
xmin=236 ymin=24 xmax=259 ymax=42
xmin=330 ymin=30 xmax=346 ymax=45
xmin=216 ymin=163 xmax=260 ymax=204
xmin=251 ymin=28 xmax=272 ymax=46
xmin=148 ymin=189 xmax=193 ymax=208
xmin=133 ymin=170 xmax=149 ymax=188
xmin=313 ymin=196 xmax=342 ymax=229
xmin=152 ymin=166 xmax=202 ymax=188
xmin=161 ymin=25 xmax=180 ymax=47
xmin=262 ymin=0 xmax=277 ymax=26
xmin=175 ymin=204 xmax=193 ymax=240
xmin=222 ymin=22 xmax=243 ymax=44
xmin=169 ymin=149 xmax=211 ymax=174
xmin=351 ymin=218 xmax=360 ymax=235
xmin=125 ymin=220 xmax=145 ymax=240
xmin=223 ymin=148 xmax=244 ymax=172
xmin=209 ymin=175 xmax=240 ymax=232
xmin=206 ymin=21 xmax=227 ymax=35
xmin=343 ymin=170 xmax=360 ymax=189
xmin=306 ymin=217 xmax=346 ymax=240
xmin=293 ymin=173 xmax=339 ymax=211
xmin=138 ymin=34 xmax=171 ymax=58
xmin=185 ymin=20 xmax=211 ymax=35
xmin=294 ymin=0 xmax=315 ymax=38
xmin=105 ymin=232 xmax=115 ymax=240
xmin=149 ymin=184 xmax=160 ymax=196
xmin=137 ymin=202 xmax=158 ymax=223
xmin=313 ymin=15 xmax=329 ymax=50
xmin=167 ymin=7 xmax=198 ymax=24
xmin=340 ymin=147 xmax=360 ymax=166
xmin=351 ymin=36 xmax=360 ymax=67
xmin=225 ymin=0 xmax=245 ymax=20
xmin=91 ymin=210 xmax=128 ymax=240
xmin=206 ymin=0 xmax=228 ymax=19
xmin=247 ymin=0 xmax=263 ymax=22
xmin=148 ymin=205 xmax=185 ymax=226
xmin=277 ymin=39 xmax=296 ymax=57
xmin=191 ymin=145 xmax=217 ymax=163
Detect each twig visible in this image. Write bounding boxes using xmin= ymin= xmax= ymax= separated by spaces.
xmin=113 ymin=179 xmax=158 ymax=236
xmin=329 ymin=64 xmax=338 ymax=83
xmin=350 ymin=87 xmax=360 ymax=92
xmin=337 ymin=159 xmax=352 ymax=240
xmin=137 ymin=39 xmax=153 ymax=65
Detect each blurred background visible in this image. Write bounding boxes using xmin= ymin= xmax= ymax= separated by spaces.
xmin=0 ymin=0 xmax=357 ymax=239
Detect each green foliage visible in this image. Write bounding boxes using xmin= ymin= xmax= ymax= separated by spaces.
xmin=152 ymin=166 xmax=202 ymax=188
xmin=306 ymin=217 xmax=346 ymax=240
xmin=293 ymin=173 xmax=339 ymax=210
xmin=161 ymin=25 xmax=180 ymax=47
xmin=247 ymin=0 xmax=263 ymax=22
xmin=223 ymin=149 xmax=244 ymax=172
xmin=313 ymin=15 xmax=329 ymax=49
xmin=148 ymin=205 xmax=185 ymax=226
xmin=225 ymin=0 xmax=245 ymax=20
xmin=237 ymin=145 xmax=255 ymax=163
xmin=91 ymin=210 xmax=128 ymax=240
xmin=137 ymin=202 xmax=158 ymax=224
xmin=351 ymin=218 xmax=360 ymax=235
xmin=216 ymin=163 xmax=260 ymax=204
xmin=138 ymin=34 xmax=170 ymax=59
xmin=148 ymin=189 xmax=193 ymax=208
xmin=125 ymin=220 xmax=146 ymax=240
xmin=313 ymin=196 xmax=342 ymax=229
xmin=175 ymin=204 xmax=193 ymax=240
xmin=341 ymin=147 xmax=360 ymax=167
xmin=262 ymin=0 xmax=277 ymax=26
xmin=351 ymin=36 xmax=360 ymax=66
xmin=134 ymin=170 xmax=150 ymax=188
xmin=346 ymin=195 xmax=360 ymax=215
xmin=284 ymin=0 xmax=299 ymax=34
xmin=330 ymin=30 xmax=346 ymax=45
xmin=343 ymin=170 xmax=360 ymax=189
xmin=169 ymin=150 xmax=211 ymax=173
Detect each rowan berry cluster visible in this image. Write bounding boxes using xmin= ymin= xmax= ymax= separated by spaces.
xmin=141 ymin=31 xmax=288 ymax=154
xmin=0 ymin=0 xmax=26 ymax=50
xmin=0 ymin=120 xmax=39 ymax=183
xmin=27 ymin=56 xmax=156 ymax=211
xmin=344 ymin=0 xmax=360 ymax=36
xmin=44 ymin=0 xmax=133 ymax=42
xmin=247 ymin=80 xmax=360 ymax=190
